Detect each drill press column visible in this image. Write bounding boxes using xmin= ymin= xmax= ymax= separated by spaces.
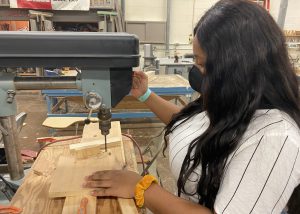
xmin=0 ymin=72 xmax=24 ymax=180
xmin=0 ymin=116 xmax=24 ymax=180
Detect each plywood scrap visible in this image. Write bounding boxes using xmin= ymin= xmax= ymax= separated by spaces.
xmin=69 ymin=121 xmax=122 ymax=159
xmin=48 ymin=153 xmax=122 ymax=198
xmin=62 ymin=195 xmax=96 ymax=214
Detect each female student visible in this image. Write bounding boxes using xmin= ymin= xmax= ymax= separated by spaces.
xmin=84 ymin=0 xmax=300 ymax=213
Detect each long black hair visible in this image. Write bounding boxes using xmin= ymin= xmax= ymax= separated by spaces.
xmin=164 ymin=0 xmax=300 ymax=209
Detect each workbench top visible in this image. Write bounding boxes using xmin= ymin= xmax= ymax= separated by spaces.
xmin=10 ymin=136 xmax=139 ymax=214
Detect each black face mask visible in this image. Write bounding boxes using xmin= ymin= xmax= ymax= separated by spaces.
xmin=188 ymin=65 xmax=205 ymax=94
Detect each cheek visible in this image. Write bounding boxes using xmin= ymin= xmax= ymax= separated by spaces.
xmin=195 ymin=64 xmax=205 ymax=74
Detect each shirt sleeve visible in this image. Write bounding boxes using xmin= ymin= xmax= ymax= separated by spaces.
xmin=214 ymin=133 xmax=300 ymax=214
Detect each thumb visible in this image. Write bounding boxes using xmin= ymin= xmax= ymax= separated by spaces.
xmin=134 ymin=70 xmax=147 ymax=79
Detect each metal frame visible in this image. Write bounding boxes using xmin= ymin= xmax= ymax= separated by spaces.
xmin=42 ymin=86 xmax=194 ymax=119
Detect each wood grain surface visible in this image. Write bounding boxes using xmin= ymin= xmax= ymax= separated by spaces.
xmin=10 ymin=136 xmax=139 ymax=214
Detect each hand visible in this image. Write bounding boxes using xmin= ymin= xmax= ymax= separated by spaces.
xmin=83 ymin=170 xmax=142 ymax=198
xmin=131 ymin=71 xmax=148 ymax=99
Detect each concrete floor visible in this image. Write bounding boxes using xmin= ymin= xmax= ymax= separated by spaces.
xmin=15 ymin=90 xmax=177 ymax=194
xmin=16 ymin=91 xmax=50 ymax=151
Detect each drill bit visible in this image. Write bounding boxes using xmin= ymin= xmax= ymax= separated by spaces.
xmin=104 ymin=135 xmax=107 ymax=152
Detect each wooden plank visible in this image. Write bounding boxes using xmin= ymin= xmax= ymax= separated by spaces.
xmin=51 ymin=121 xmax=125 ymax=198
xmin=42 ymin=117 xmax=98 ymax=129
xmin=147 ymin=74 xmax=190 ymax=87
xmin=122 ymin=136 xmax=138 ymax=173
xmin=62 ymin=195 xmax=96 ymax=214
xmin=48 ymin=153 xmax=122 ymax=198
xmin=81 ymin=121 xmax=121 ymax=144
xmin=10 ymin=136 xmax=138 ymax=214
xmin=118 ymin=199 xmax=139 ymax=214
xmin=117 ymin=135 xmax=139 ymax=214
xmin=97 ymin=197 xmax=121 ymax=213
xmin=69 ymin=121 xmax=122 ymax=159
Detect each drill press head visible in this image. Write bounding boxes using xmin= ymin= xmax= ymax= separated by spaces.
xmin=0 ymin=31 xmax=140 ymax=112
xmin=0 ymin=31 xmax=140 ymax=179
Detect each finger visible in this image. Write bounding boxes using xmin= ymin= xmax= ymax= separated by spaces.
xmin=132 ymin=77 xmax=140 ymax=89
xmin=90 ymin=188 xmax=115 ymax=197
xmin=132 ymin=71 xmax=138 ymax=77
xmin=133 ymin=70 xmax=146 ymax=78
xmin=85 ymin=174 xmax=111 ymax=181
xmin=82 ymin=180 xmax=112 ymax=188
xmin=132 ymin=73 xmax=142 ymax=81
xmin=85 ymin=170 xmax=112 ymax=180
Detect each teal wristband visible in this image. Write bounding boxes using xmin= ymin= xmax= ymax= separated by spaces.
xmin=138 ymin=88 xmax=152 ymax=102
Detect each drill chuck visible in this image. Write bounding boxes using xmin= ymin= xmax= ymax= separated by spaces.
xmin=98 ymin=104 xmax=112 ymax=136
xmin=100 ymin=120 xmax=111 ymax=136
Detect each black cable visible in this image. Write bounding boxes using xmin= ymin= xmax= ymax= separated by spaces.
xmin=0 ymin=174 xmax=17 ymax=193
xmin=36 ymin=136 xmax=82 ymax=158
xmin=142 ymin=130 xmax=165 ymax=155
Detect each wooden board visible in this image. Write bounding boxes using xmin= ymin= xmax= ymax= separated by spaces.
xmin=10 ymin=136 xmax=138 ymax=214
xmin=80 ymin=121 xmax=121 ymax=145
xmin=48 ymin=153 xmax=122 ymax=198
xmin=69 ymin=121 xmax=122 ymax=159
xmin=118 ymin=198 xmax=139 ymax=214
xmin=42 ymin=117 xmax=98 ymax=129
xmin=117 ymin=135 xmax=139 ymax=214
xmin=48 ymin=121 xmax=137 ymax=213
xmin=62 ymin=195 xmax=96 ymax=214
xmin=147 ymin=74 xmax=190 ymax=87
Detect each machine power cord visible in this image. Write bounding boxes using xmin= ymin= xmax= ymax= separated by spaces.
xmin=36 ymin=134 xmax=147 ymax=175
xmin=121 ymin=133 xmax=147 ymax=175
xmin=0 ymin=174 xmax=17 ymax=194
xmin=36 ymin=136 xmax=82 ymax=158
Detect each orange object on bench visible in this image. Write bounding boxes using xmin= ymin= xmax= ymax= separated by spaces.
xmin=77 ymin=197 xmax=88 ymax=214
xmin=0 ymin=205 xmax=22 ymax=214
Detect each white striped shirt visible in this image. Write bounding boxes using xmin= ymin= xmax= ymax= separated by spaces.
xmin=169 ymin=109 xmax=300 ymax=214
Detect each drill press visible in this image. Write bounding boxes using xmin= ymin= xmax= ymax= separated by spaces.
xmin=0 ymin=31 xmax=139 ymax=180
xmin=84 ymin=93 xmax=112 ymax=152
